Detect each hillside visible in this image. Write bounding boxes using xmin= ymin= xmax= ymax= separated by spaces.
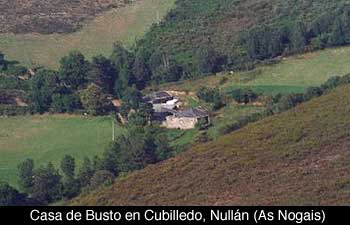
xmin=160 ymin=46 xmax=350 ymax=95
xmin=131 ymin=0 xmax=350 ymax=85
xmin=0 ymin=0 xmax=176 ymax=68
xmin=0 ymin=0 xmax=131 ymax=34
xmin=72 ymin=85 xmax=350 ymax=205
xmin=0 ymin=115 xmax=125 ymax=187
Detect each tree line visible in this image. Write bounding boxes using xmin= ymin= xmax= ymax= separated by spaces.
xmin=0 ymin=124 xmax=173 ymax=206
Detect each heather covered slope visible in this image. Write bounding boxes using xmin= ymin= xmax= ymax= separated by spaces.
xmin=0 ymin=0 xmax=131 ymax=34
xmin=72 ymin=85 xmax=350 ymax=205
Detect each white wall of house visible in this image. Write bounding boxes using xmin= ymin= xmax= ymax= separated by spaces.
xmin=162 ymin=116 xmax=198 ymax=130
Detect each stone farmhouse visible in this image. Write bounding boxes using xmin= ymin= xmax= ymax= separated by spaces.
xmin=162 ymin=107 xmax=210 ymax=130
xmin=144 ymin=91 xmax=210 ymax=130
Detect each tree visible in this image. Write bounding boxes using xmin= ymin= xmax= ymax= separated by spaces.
xmin=0 ymin=52 xmax=8 ymax=71
xmin=121 ymin=87 xmax=143 ymax=110
xmin=291 ymin=22 xmax=307 ymax=52
xmin=60 ymin=155 xmax=75 ymax=179
xmin=88 ymin=55 xmax=116 ymax=94
xmin=0 ymin=182 xmax=27 ymax=206
xmin=79 ymin=83 xmax=109 ymax=115
xmin=28 ymin=69 xmax=59 ymax=113
xmin=128 ymin=102 xmax=154 ymax=126
xmin=77 ymin=157 xmax=94 ymax=188
xmin=197 ymin=44 xmax=223 ymax=74
xmin=61 ymin=178 xmax=80 ymax=199
xmin=111 ymin=42 xmax=135 ymax=98
xmin=17 ymin=159 xmax=35 ymax=193
xmin=230 ymin=89 xmax=258 ymax=104
xmin=100 ymin=144 xmax=120 ymax=176
xmin=329 ymin=18 xmax=345 ymax=46
xmin=132 ymin=51 xmax=151 ymax=89
xmin=50 ymin=92 xmax=80 ymax=113
xmin=31 ymin=163 xmax=62 ymax=204
xmin=110 ymin=42 xmax=134 ymax=72
xmin=59 ymin=51 xmax=90 ymax=90
xmin=109 ymin=127 xmax=158 ymax=173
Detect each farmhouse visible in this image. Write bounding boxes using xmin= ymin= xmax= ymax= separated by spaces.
xmin=163 ymin=107 xmax=210 ymax=130
xmin=143 ymin=91 xmax=180 ymax=113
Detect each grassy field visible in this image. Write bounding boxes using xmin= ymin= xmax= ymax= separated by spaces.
xmin=0 ymin=0 xmax=176 ymax=68
xmin=72 ymin=85 xmax=350 ymax=206
xmin=0 ymin=115 xmax=125 ymax=187
xmin=161 ymin=47 xmax=350 ymax=95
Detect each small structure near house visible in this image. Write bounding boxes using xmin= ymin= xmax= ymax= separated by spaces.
xmin=163 ymin=107 xmax=210 ymax=130
xmin=144 ymin=91 xmax=180 ymax=119
xmin=143 ymin=91 xmax=174 ymax=105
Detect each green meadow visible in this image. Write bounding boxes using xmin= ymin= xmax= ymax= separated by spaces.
xmin=0 ymin=0 xmax=176 ymax=68
xmin=0 ymin=115 xmax=125 ymax=187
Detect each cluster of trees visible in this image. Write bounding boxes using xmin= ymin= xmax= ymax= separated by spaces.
xmin=242 ymin=6 xmax=350 ymax=62
xmin=0 ymin=124 xmax=173 ymax=206
xmin=197 ymin=87 xmax=225 ymax=110
xmin=26 ymin=42 xmax=153 ymax=115
xmin=229 ymin=89 xmax=259 ymax=104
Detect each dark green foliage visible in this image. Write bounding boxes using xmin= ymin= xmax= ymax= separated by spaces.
xmin=119 ymin=87 xmax=143 ymax=117
xmin=111 ymin=42 xmax=135 ymax=98
xmin=17 ymin=159 xmax=35 ymax=193
xmin=58 ymin=51 xmax=90 ymax=90
xmin=128 ymin=102 xmax=154 ymax=126
xmin=132 ymin=51 xmax=151 ymax=90
xmin=131 ymin=0 xmax=350 ymax=83
xmin=0 ymin=75 xmax=28 ymax=90
xmin=5 ymin=65 xmax=28 ymax=77
xmin=197 ymin=87 xmax=225 ymax=110
xmin=79 ymin=84 xmax=110 ymax=115
xmin=0 ymin=52 xmax=8 ymax=71
xmin=30 ymin=163 xmax=62 ymax=204
xmin=28 ymin=69 xmax=59 ymax=113
xmin=77 ymin=157 xmax=94 ymax=188
xmin=88 ymin=55 xmax=116 ymax=94
xmin=101 ymin=126 xmax=172 ymax=174
xmin=0 ymin=105 xmax=30 ymax=116
xmin=61 ymin=177 xmax=80 ymax=199
xmin=196 ymin=44 xmax=225 ymax=75
xmin=60 ymin=155 xmax=75 ymax=179
xmin=229 ymin=89 xmax=259 ymax=104
xmin=0 ymin=182 xmax=27 ymax=206
xmin=50 ymin=92 xmax=80 ymax=113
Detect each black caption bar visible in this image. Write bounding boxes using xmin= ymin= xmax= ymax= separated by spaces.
xmin=0 ymin=206 xmax=348 ymax=225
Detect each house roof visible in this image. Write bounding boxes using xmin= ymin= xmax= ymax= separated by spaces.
xmin=143 ymin=91 xmax=172 ymax=102
xmin=175 ymin=107 xmax=209 ymax=118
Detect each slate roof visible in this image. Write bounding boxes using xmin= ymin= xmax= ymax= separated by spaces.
xmin=175 ymin=107 xmax=209 ymax=118
xmin=143 ymin=91 xmax=172 ymax=102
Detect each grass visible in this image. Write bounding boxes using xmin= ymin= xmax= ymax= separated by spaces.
xmin=0 ymin=115 xmax=125 ymax=187
xmin=161 ymin=47 xmax=350 ymax=95
xmin=71 ymin=85 xmax=350 ymax=206
xmin=0 ymin=0 xmax=176 ymax=68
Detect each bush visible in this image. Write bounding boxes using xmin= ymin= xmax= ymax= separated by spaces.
xmin=88 ymin=170 xmax=115 ymax=190
xmin=0 ymin=105 xmax=30 ymax=116
xmin=229 ymin=88 xmax=259 ymax=104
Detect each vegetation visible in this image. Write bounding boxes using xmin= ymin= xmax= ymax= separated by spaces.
xmin=71 ymin=85 xmax=350 ymax=205
xmin=0 ymin=115 xmax=124 ymax=187
xmin=159 ymin=46 xmax=350 ymax=95
xmin=124 ymin=0 xmax=350 ymax=85
xmin=0 ymin=0 xmax=176 ymax=68
xmin=0 ymin=123 xmax=173 ymax=205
